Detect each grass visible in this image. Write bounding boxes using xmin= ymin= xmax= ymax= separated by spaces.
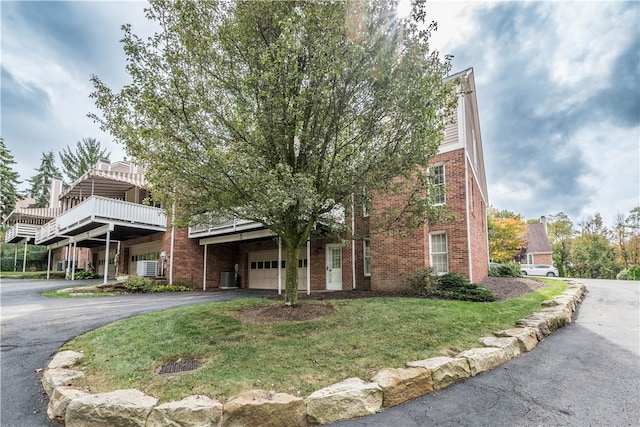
xmin=1 ymin=270 xmax=65 ymax=279
xmin=42 ymin=289 xmax=117 ymax=298
xmin=63 ymin=279 xmax=566 ymax=403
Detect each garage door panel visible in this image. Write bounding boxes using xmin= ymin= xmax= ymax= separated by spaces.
xmin=249 ymin=250 xmax=307 ymax=289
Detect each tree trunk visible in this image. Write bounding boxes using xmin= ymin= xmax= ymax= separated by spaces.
xmin=284 ymin=243 xmax=301 ymax=306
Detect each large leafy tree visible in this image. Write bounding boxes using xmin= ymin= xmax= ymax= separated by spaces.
xmin=59 ymin=137 xmax=110 ymax=184
xmin=26 ymin=151 xmax=62 ymax=208
xmin=547 ymin=212 xmax=574 ymax=276
xmin=568 ymin=214 xmax=619 ymax=279
xmin=0 ymin=137 xmax=22 ymax=222
xmin=487 ymin=208 xmax=527 ymax=263
xmin=91 ymin=0 xmax=457 ymax=305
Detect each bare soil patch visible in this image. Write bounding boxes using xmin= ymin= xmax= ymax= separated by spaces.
xmin=247 ymin=277 xmax=546 ymax=323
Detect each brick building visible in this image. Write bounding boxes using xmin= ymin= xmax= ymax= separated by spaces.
xmin=4 ymin=68 xmax=489 ymax=290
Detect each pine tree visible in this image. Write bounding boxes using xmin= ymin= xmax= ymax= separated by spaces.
xmin=27 ymin=151 xmax=62 ymax=208
xmin=0 ymin=137 xmax=23 ymax=221
xmin=59 ymin=137 xmax=110 ymax=184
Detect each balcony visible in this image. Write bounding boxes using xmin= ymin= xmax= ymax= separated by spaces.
xmin=35 ymin=196 xmax=167 ymax=245
xmin=4 ymin=223 xmax=40 ymax=243
xmin=188 ymin=217 xmax=264 ymax=239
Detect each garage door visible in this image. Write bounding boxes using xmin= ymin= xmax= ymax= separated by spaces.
xmin=248 ymin=250 xmax=308 ymax=289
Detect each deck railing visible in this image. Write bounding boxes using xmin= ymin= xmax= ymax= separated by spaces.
xmin=35 ymin=196 xmax=167 ymax=243
xmin=4 ymin=223 xmax=40 ymax=243
xmin=188 ymin=216 xmax=263 ymax=238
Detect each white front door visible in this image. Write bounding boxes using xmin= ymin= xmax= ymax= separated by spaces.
xmin=326 ymin=245 xmax=342 ymax=290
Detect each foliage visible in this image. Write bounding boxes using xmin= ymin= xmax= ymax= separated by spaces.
xmin=0 ymin=243 xmax=49 ymax=271
xmin=59 ymin=137 xmax=110 ymax=184
xmin=405 ymin=267 xmax=440 ymax=296
xmin=64 ymin=282 xmax=564 ymax=402
xmin=122 ymin=275 xmax=154 ymax=293
xmin=435 ymin=273 xmax=496 ymax=302
xmin=74 ymin=269 xmax=96 ymax=280
xmin=547 ymin=212 xmax=574 ymax=276
xmin=487 ymin=208 xmax=527 ymax=263
xmin=617 ymin=265 xmax=640 ymax=281
xmin=406 ymin=269 xmax=496 ymax=302
xmin=569 ymin=234 xmax=619 ymax=279
xmin=150 ymin=284 xmax=190 ymax=293
xmin=0 ymin=137 xmax=23 ymax=221
xmin=489 ymin=262 xmax=522 ymax=278
xmin=26 ymin=151 xmax=62 ymax=208
xmin=90 ymin=0 xmax=457 ymax=306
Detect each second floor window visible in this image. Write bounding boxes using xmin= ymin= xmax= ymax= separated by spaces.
xmin=430 ymin=164 xmax=445 ymax=205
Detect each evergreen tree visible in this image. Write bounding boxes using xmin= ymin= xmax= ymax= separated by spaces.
xmin=0 ymin=137 xmax=22 ymax=221
xmin=26 ymin=151 xmax=62 ymax=208
xmin=59 ymin=137 xmax=110 ymax=184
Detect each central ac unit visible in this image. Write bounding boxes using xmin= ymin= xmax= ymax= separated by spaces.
xmin=137 ymin=260 xmax=158 ymax=277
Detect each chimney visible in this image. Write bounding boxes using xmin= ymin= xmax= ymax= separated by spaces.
xmin=540 ymin=216 xmax=548 ymax=236
xmin=49 ymin=177 xmax=63 ymax=208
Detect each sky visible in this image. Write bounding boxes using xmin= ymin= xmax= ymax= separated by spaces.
xmin=1 ymin=0 xmax=639 ymax=227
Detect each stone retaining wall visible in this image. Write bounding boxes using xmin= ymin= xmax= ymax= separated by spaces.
xmin=42 ymin=281 xmax=586 ymax=426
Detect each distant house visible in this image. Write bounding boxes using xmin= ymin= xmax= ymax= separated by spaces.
xmin=3 ymin=68 xmax=490 ymax=289
xmin=521 ymin=217 xmax=553 ymax=265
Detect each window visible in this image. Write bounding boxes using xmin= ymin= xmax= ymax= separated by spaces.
xmin=363 ymin=240 xmax=371 ymax=277
xmin=430 ymin=164 xmax=445 ymax=205
xmin=430 ymin=233 xmax=448 ymax=274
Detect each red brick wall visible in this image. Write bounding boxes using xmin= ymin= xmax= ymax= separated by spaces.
xmin=368 ymin=148 xmax=489 ymax=290
xmin=163 ymin=227 xmax=204 ymax=287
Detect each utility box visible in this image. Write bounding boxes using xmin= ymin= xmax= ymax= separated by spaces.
xmin=220 ymin=272 xmax=235 ymax=288
xmin=137 ymin=261 xmax=158 ymax=277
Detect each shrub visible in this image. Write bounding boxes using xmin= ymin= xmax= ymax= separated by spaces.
xmin=151 ymin=284 xmax=190 ymax=293
xmin=497 ymin=263 xmax=522 ymax=278
xmin=435 ymin=273 xmax=496 ymax=302
xmin=74 ymin=269 xmax=96 ymax=280
xmin=405 ymin=268 xmax=440 ymax=297
xmin=618 ymin=266 xmax=640 ymax=281
xmin=123 ymin=275 xmax=154 ymax=293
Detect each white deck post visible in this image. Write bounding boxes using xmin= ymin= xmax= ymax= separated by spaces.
xmin=278 ymin=238 xmax=282 ymax=295
xmin=66 ymin=242 xmax=72 ymax=279
xmin=71 ymin=241 xmax=77 ymax=280
xmin=307 ymin=239 xmax=311 ymax=295
xmin=13 ymin=245 xmax=18 ymax=272
xmin=203 ymin=244 xmax=207 ymax=291
xmin=46 ymin=248 xmax=52 ymax=279
xmin=22 ymin=239 xmax=28 ymax=273
xmin=103 ymin=230 xmax=111 ymax=284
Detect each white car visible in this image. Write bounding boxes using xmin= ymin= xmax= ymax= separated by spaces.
xmin=520 ymin=264 xmax=559 ymax=277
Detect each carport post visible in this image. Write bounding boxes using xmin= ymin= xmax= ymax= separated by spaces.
xmin=278 ymin=238 xmax=282 ymax=295
xmin=22 ymin=240 xmax=28 ymax=273
xmin=103 ymin=230 xmax=111 ymax=284
xmin=306 ymin=240 xmax=310 ymax=295
xmin=203 ymin=244 xmax=207 ymax=291
xmin=71 ymin=241 xmax=77 ymax=281
xmin=46 ymin=249 xmax=52 ymax=280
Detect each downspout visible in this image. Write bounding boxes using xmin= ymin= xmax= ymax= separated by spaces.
xmin=351 ymin=194 xmax=356 ymax=290
xmin=169 ymin=203 xmax=175 ymax=285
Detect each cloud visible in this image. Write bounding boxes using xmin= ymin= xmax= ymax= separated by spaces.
xmin=437 ymin=0 xmax=640 ymax=223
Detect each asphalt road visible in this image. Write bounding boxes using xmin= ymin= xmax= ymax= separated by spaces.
xmin=0 ymin=278 xmax=272 ymax=426
xmin=332 ymin=279 xmax=640 ymax=426
xmin=1 ymin=278 xmax=638 ymax=426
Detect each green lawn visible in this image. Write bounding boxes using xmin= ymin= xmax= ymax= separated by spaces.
xmin=64 ymin=279 xmax=566 ymax=403
xmin=1 ymin=270 xmax=64 ymax=279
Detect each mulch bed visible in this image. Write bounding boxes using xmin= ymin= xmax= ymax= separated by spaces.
xmin=243 ymin=277 xmax=546 ymax=323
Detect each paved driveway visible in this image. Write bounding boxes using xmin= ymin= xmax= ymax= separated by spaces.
xmin=332 ymin=279 xmax=640 ymax=426
xmin=0 ymin=278 xmax=272 ymax=426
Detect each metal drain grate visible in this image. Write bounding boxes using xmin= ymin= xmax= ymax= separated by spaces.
xmin=156 ymin=358 xmax=201 ymax=375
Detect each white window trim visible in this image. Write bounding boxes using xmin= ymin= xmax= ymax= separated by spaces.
xmin=429 ymin=164 xmax=446 ymax=206
xmin=429 ymin=232 xmax=449 ymax=275
xmin=363 ymin=240 xmax=371 ymax=277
